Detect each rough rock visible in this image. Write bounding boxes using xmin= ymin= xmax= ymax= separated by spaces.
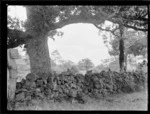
xmin=14 ymin=70 xmax=147 ymax=104
xmin=26 ymin=73 xmax=38 ymax=82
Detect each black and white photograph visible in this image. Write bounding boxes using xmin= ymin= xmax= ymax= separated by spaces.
xmin=6 ymin=5 xmax=148 ymax=110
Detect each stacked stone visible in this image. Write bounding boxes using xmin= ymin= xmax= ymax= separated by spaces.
xmin=53 ymin=71 xmax=86 ymax=103
xmin=85 ymin=70 xmax=115 ymax=98
xmin=15 ymin=73 xmax=41 ymax=102
xmin=15 ymin=70 xmax=147 ymax=104
xmin=84 ymin=70 xmax=147 ymax=98
xmin=15 ymin=71 xmax=86 ymax=104
xmin=131 ymin=71 xmax=147 ymax=87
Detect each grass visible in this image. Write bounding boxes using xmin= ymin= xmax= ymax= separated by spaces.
xmin=14 ymin=89 xmax=147 ymax=110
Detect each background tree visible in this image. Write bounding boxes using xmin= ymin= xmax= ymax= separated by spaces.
xmin=69 ymin=65 xmax=79 ymax=74
xmin=102 ymin=34 xmax=113 ymax=53
xmin=78 ymin=58 xmax=94 ymax=72
xmin=108 ymin=29 xmax=147 ymax=65
xmin=100 ymin=25 xmax=147 ymax=72
xmin=126 ymin=31 xmax=147 ymax=56
xmin=59 ymin=60 xmax=74 ymax=71
xmin=101 ymin=58 xmax=110 ymax=65
xmin=51 ymin=50 xmax=64 ymax=65
xmin=94 ymin=64 xmax=107 ymax=72
xmin=98 ymin=6 xmax=147 ymax=72
xmin=108 ymin=37 xmax=119 ymax=57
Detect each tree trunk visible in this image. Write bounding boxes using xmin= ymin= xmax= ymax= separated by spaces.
xmin=27 ymin=34 xmax=51 ymax=77
xmin=124 ymin=52 xmax=128 ymax=72
xmin=119 ymin=26 xmax=127 ymax=73
xmin=119 ymin=38 xmax=125 ymax=73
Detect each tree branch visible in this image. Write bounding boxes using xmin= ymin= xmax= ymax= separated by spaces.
xmin=53 ymin=15 xmax=104 ymax=30
xmin=7 ymin=28 xmax=33 ymax=49
xmin=8 ymin=38 xmax=25 ymax=49
xmin=53 ymin=6 xmax=120 ymax=30
xmin=95 ymin=24 xmax=120 ymax=38
xmin=122 ymin=14 xmax=148 ymax=22
xmin=107 ymin=15 xmax=148 ymax=32
xmin=122 ymin=24 xmax=148 ymax=32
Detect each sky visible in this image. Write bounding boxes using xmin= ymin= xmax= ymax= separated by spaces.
xmin=8 ymin=6 xmax=27 ymax=21
xmin=48 ymin=23 xmax=111 ymax=65
xmin=8 ymin=6 xmax=112 ymax=66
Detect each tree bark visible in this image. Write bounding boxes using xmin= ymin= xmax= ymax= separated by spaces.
xmin=124 ymin=52 xmax=128 ymax=72
xmin=27 ymin=34 xmax=51 ymax=77
xmin=119 ymin=38 xmax=125 ymax=73
xmin=119 ymin=26 xmax=126 ymax=73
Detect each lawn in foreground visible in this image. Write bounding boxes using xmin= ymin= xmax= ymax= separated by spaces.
xmin=15 ymin=89 xmax=147 ymax=110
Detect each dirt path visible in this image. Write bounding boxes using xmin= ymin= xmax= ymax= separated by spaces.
xmin=15 ymin=89 xmax=147 ymax=110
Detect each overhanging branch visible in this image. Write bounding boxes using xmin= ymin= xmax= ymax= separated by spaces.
xmin=53 ymin=15 xmax=105 ymax=30
xmin=53 ymin=6 xmax=121 ymax=30
xmin=7 ymin=28 xmax=33 ymax=49
xmin=95 ymin=24 xmax=120 ymax=38
xmin=107 ymin=15 xmax=148 ymax=32
xmin=123 ymin=24 xmax=148 ymax=32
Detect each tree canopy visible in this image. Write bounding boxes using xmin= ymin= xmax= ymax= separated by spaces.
xmin=8 ymin=6 xmax=148 ymax=49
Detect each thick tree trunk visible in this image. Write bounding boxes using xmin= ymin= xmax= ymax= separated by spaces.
xmin=27 ymin=34 xmax=51 ymax=77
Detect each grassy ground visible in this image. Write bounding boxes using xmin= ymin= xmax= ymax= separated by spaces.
xmin=14 ymin=88 xmax=147 ymax=110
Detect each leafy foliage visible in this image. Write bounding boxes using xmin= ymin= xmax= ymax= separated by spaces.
xmin=51 ymin=50 xmax=63 ymax=64
xmin=109 ymin=37 xmax=120 ymax=56
xmin=128 ymin=41 xmax=147 ymax=56
xmin=25 ymin=5 xmax=148 ymax=35
xmin=111 ymin=6 xmax=148 ymax=31
xmin=8 ymin=15 xmax=24 ymax=30
xmin=7 ymin=6 xmax=63 ymax=48
xmin=60 ymin=60 xmax=74 ymax=70
xmin=106 ymin=29 xmax=147 ymax=57
xmin=78 ymin=58 xmax=94 ymax=71
xmin=69 ymin=65 xmax=79 ymax=74
xmin=50 ymin=50 xmax=79 ymax=74
xmin=8 ymin=6 xmax=148 ymax=48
